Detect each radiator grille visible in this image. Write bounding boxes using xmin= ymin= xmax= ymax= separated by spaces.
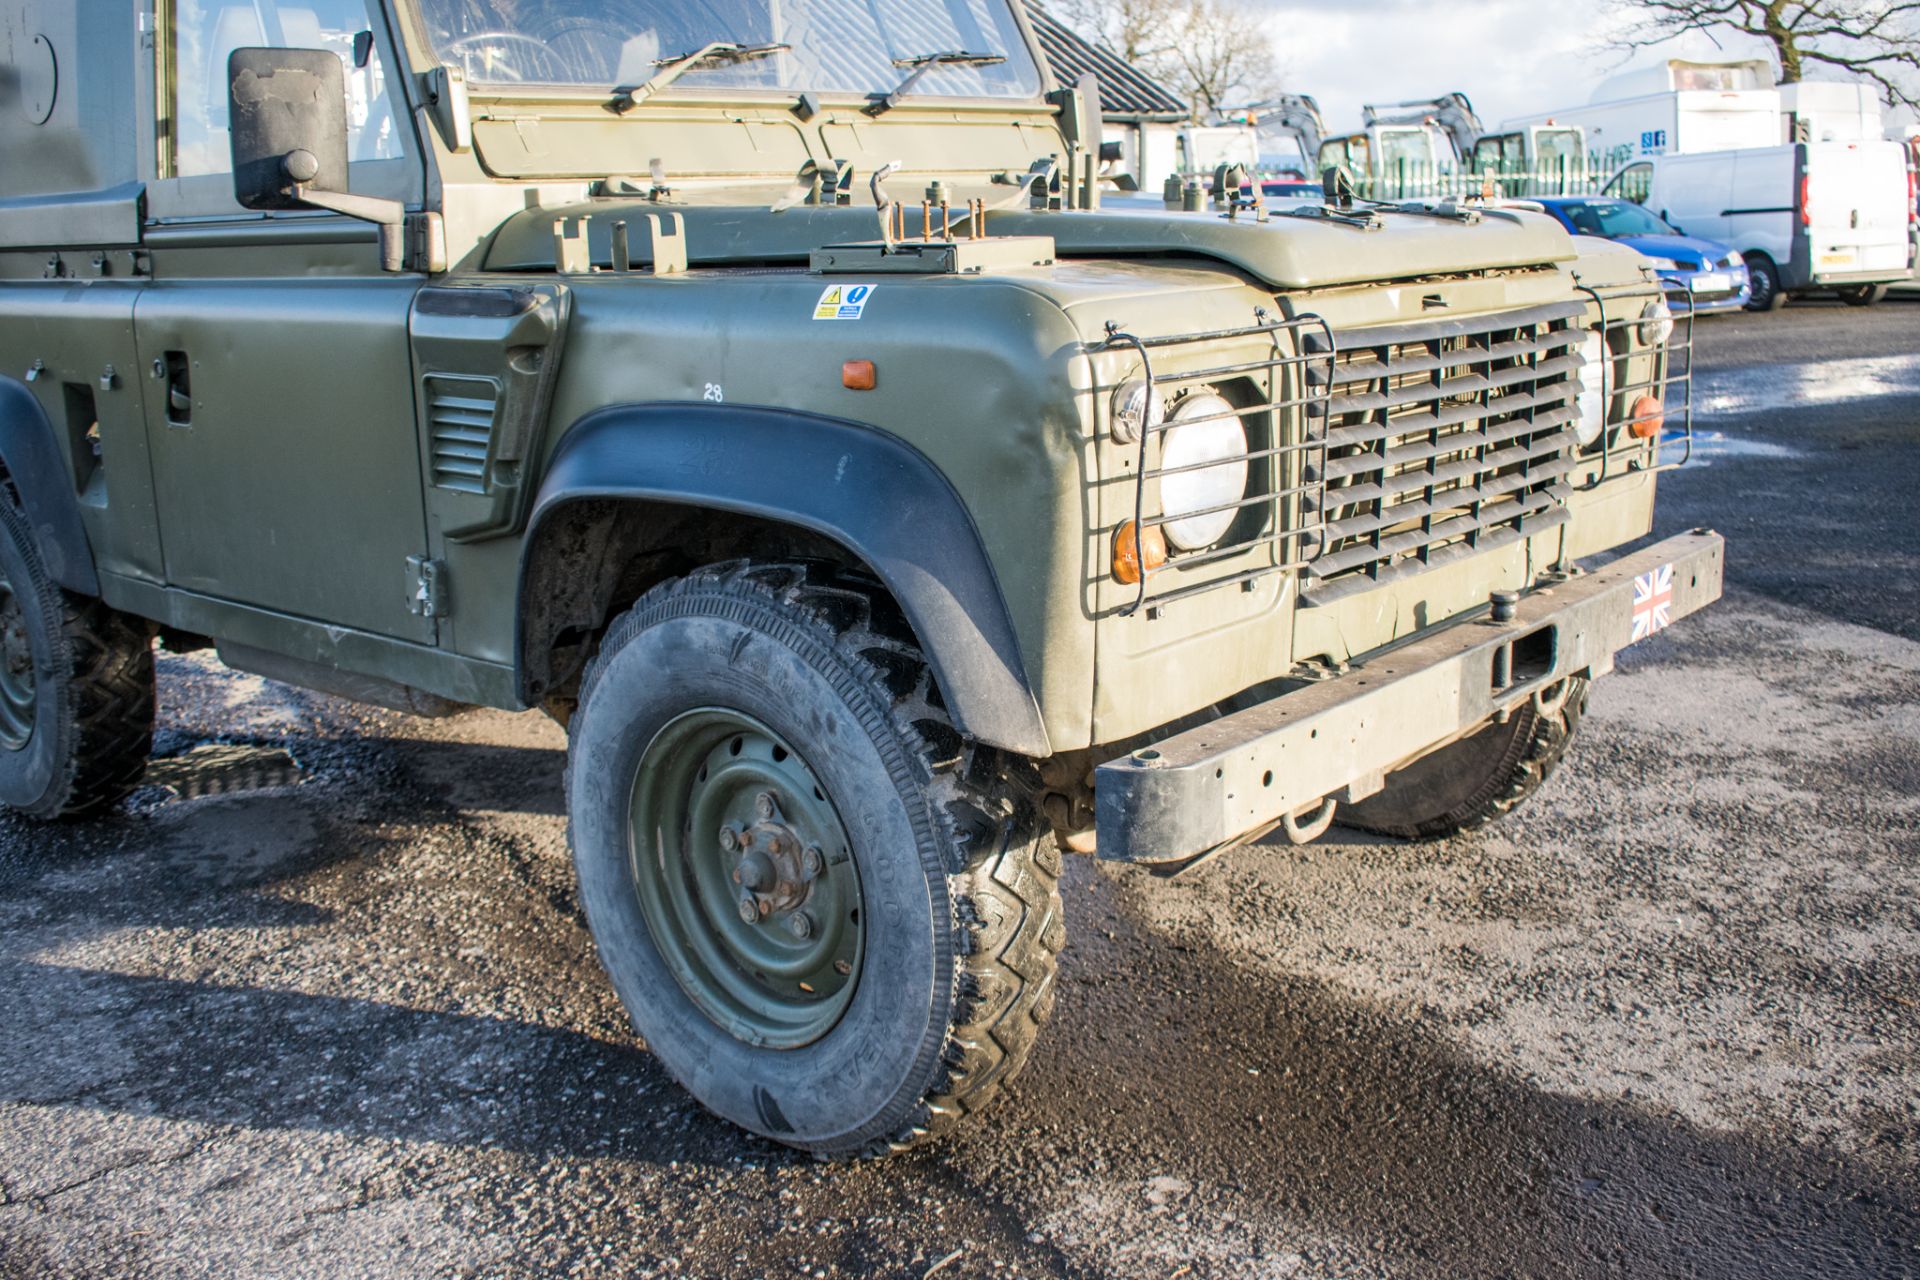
xmin=1300 ymin=300 xmax=1586 ymax=606
xmin=424 ymin=374 xmax=500 ymax=495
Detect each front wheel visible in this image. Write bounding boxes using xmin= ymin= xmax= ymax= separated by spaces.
xmin=1340 ymin=675 xmax=1589 ymax=841
xmin=1743 ymin=254 xmax=1788 ymax=312
xmin=567 ymin=562 xmax=1062 ymax=1157
xmin=1837 ymin=283 xmax=1890 ymax=307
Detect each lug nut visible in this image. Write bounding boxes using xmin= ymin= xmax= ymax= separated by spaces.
xmin=801 ymin=846 xmax=825 ymax=878
xmin=786 ymin=911 xmax=815 ymax=941
xmin=737 ymin=894 xmax=759 ymax=925
xmin=718 ymin=825 xmax=740 ymax=853
xmin=755 ymin=791 xmax=777 ymax=820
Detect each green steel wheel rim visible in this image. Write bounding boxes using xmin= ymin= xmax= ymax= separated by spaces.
xmin=0 ymin=574 xmax=35 ymax=752
xmin=626 ymin=708 xmax=865 ymax=1050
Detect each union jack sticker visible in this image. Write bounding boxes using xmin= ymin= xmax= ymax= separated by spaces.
xmin=1630 ymin=563 xmax=1674 ymax=642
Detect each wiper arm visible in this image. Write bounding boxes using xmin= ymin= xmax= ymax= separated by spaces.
xmin=865 ymin=51 xmax=1005 ymax=116
xmin=613 ymin=41 xmax=789 ymax=111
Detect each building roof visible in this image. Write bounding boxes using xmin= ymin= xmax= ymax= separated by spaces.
xmin=1026 ymin=5 xmax=1190 ymax=123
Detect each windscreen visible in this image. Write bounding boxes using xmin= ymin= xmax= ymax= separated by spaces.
xmin=1376 ymin=128 xmax=1432 ymax=171
xmin=1555 ymin=199 xmax=1676 ymax=238
xmin=412 ymin=0 xmax=1042 ymax=98
xmin=1533 ymin=128 xmax=1583 ymax=170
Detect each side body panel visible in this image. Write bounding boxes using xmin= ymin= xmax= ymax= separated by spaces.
xmin=0 ymin=285 xmax=160 ymax=593
xmin=132 ymin=278 xmax=434 ymax=641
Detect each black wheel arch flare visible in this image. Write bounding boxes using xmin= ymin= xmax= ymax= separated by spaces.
xmin=516 ymin=403 xmax=1051 ymax=758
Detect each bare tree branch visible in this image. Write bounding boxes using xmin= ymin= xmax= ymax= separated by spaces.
xmin=1609 ymin=0 xmax=1920 ymax=110
xmin=1049 ymin=0 xmax=1282 ymax=118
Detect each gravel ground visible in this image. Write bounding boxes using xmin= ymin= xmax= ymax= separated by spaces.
xmin=1 ymin=301 xmax=1916 ymax=1280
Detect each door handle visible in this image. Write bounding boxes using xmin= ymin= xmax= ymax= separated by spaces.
xmin=153 ymin=351 xmax=192 ymax=426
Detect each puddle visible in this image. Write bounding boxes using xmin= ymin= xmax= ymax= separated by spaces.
xmin=1694 ymin=352 xmax=1920 ymax=415
xmin=142 ymin=743 xmax=304 ymax=801
xmin=1674 ymin=430 xmax=1805 ymax=464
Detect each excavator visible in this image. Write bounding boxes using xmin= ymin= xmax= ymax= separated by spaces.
xmin=1319 ymin=92 xmax=1589 ymax=198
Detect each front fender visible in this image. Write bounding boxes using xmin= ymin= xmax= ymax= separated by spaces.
xmin=0 ymin=378 xmax=98 ymax=596
xmin=519 ymin=403 xmax=1051 ymax=758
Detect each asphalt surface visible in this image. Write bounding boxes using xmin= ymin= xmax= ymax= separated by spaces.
xmin=2 ymin=300 xmax=1917 ymax=1280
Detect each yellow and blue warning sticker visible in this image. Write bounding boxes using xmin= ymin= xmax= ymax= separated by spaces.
xmin=813 ymin=283 xmax=875 ymax=320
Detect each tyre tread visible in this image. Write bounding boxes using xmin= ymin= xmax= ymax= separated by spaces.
xmin=572 ymin=559 xmax=1060 ymax=1158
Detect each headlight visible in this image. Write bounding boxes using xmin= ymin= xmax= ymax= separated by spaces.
xmin=1575 ymin=330 xmax=1606 ymax=447
xmin=1159 ymin=392 xmax=1249 ymax=551
xmin=1110 ymin=378 xmax=1164 ymax=445
xmin=1726 ymin=250 xmax=1743 ymax=266
xmin=1643 ymin=256 xmax=1683 ymax=272
xmin=1639 ymin=298 xmax=1674 ymax=345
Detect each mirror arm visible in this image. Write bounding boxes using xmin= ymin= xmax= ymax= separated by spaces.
xmin=290 ymin=184 xmax=407 ymax=271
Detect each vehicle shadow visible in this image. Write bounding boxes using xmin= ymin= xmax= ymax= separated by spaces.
xmin=932 ymin=857 xmax=1920 ymax=1279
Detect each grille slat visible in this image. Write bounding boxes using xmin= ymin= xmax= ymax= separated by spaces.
xmin=424 ymin=374 xmax=502 ymax=496
xmin=1300 ymin=301 xmax=1585 ymax=605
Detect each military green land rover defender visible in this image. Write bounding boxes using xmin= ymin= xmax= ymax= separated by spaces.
xmin=0 ymin=0 xmax=1722 ymax=1155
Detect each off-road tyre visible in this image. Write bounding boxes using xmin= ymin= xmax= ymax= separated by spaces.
xmin=1837 ymin=283 xmax=1890 ymax=307
xmin=1339 ymin=675 xmax=1589 ymax=841
xmin=567 ymin=560 xmax=1062 ymax=1157
xmin=1743 ymin=254 xmax=1788 ymax=312
xmin=0 ymin=493 xmax=154 ymax=820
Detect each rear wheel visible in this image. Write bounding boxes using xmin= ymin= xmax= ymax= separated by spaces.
xmin=567 ymin=561 xmax=1062 ymax=1157
xmin=1837 ymin=283 xmax=1890 ymax=307
xmin=1743 ymin=254 xmax=1787 ymax=312
xmin=0 ymin=494 xmax=154 ymax=820
xmin=1340 ymin=676 xmax=1589 ymax=840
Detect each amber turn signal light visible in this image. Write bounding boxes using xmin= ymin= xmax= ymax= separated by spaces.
xmin=1113 ymin=520 xmax=1168 ymax=586
xmin=842 ymin=359 xmax=876 ymax=390
xmin=1628 ymin=394 xmax=1664 ymax=439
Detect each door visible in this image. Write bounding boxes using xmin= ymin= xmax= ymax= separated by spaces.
xmin=136 ymin=0 xmax=432 ymax=642
xmin=1804 ymin=142 xmax=1911 ymax=277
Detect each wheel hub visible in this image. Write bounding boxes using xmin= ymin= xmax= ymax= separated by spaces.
xmin=627 ymin=710 xmax=864 ymax=1049
xmin=724 ymin=792 xmax=827 ymax=924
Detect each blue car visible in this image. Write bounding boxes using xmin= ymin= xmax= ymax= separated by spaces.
xmin=1536 ymin=197 xmax=1752 ymax=315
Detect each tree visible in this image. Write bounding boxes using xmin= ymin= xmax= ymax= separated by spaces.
xmin=1050 ymin=0 xmax=1283 ymax=119
xmin=1611 ymin=0 xmax=1920 ymax=109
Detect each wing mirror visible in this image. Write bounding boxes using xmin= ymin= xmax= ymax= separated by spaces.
xmin=227 ymin=47 xmax=406 ymax=269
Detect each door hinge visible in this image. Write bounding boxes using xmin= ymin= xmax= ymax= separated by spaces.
xmin=407 ymin=556 xmax=449 ymax=619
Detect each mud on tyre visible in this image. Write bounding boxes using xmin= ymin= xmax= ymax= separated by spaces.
xmin=566 ymin=561 xmax=1063 ymax=1157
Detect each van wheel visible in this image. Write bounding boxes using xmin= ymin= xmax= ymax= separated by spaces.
xmin=1743 ymin=254 xmax=1787 ymax=312
xmin=1340 ymin=676 xmax=1589 ymax=840
xmin=566 ymin=561 xmax=1062 ymax=1157
xmin=0 ymin=492 xmax=155 ymax=820
xmin=1837 ymin=283 xmax=1889 ymax=307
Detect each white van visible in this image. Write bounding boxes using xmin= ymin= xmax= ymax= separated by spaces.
xmin=1605 ymin=139 xmax=1914 ymax=307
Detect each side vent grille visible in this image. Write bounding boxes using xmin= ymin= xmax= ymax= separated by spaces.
xmin=424 ymin=374 xmax=499 ymax=494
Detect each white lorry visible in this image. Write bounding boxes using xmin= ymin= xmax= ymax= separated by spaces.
xmin=1604 ymin=139 xmax=1915 ymax=307
xmin=1505 ymin=58 xmax=1780 ymax=169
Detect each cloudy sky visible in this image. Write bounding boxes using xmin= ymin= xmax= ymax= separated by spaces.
xmin=1252 ymin=0 xmax=1787 ymax=133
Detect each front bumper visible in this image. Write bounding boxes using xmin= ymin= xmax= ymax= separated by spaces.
xmin=1096 ymin=530 xmax=1725 ymax=863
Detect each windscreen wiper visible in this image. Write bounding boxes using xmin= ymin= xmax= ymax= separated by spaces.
xmin=613 ymin=41 xmax=790 ymax=111
xmin=866 ymin=51 xmax=1005 ymax=116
